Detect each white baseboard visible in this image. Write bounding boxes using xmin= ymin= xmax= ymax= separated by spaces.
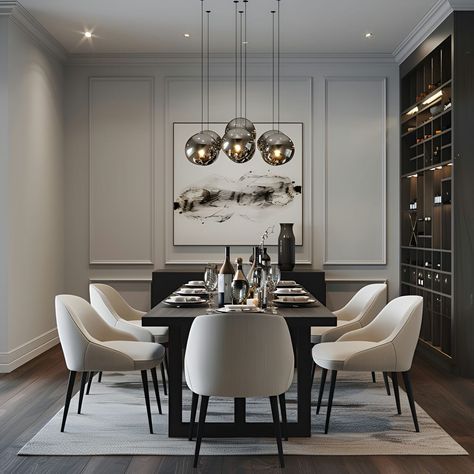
xmin=0 ymin=328 xmax=59 ymax=373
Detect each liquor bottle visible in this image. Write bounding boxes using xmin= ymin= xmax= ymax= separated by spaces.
xmin=231 ymin=258 xmax=250 ymax=304
xmin=258 ymin=251 xmax=268 ymax=309
xmin=247 ymin=246 xmax=261 ymax=298
xmin=218 ymin=246 xmax=234 ymax=307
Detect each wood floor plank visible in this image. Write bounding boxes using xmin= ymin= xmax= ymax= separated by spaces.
xmin=0 ymin=345 xmax=472 ymax=474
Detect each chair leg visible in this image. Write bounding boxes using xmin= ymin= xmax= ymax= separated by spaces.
xmin=77 ymin=372 xmax=88 ymax=414
xmin=150 ymin=367 xmax=162 ymax=415
xmin=86 ymin=371 xmax=95 ymax=395
xmin=371 ymin=371 xmax=376 ymax=383
xmin=98 ymin=371 xmax=103 ymax=383
xmin=383 ymin=372 xmax=391 ymax=396
xmin=189 ymin=392 xmax=199 ymax=441
xmin=193 ymin=395 xmax=209 ymax=468
xmin=160 ymin=361 xmax=168 ymax=396
xmin=402 ymin=371 xmax=420 ymax=432
xmin=311 ymin=361 xmax=316 ymax=385
xmin=60 ymin=371 xmax=76 ymax=432
xmin=278 ymin=393 xmax=288 ymax=441
xmin=164 ymin=348 xmax=169 ymax=380
xmin=270 ymin=395 xmax=285 ymax=468
xmin=141 ymin=370 xmax=154 ymax=434
xmin=391 ymin=372 xmax=401 ymax=415
xmin=316 ymin=368 xmax=328 ymax=415
xmin=324 ymin=370 xmax=337 ymax=434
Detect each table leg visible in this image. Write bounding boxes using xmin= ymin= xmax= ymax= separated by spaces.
xmin=167 ymin=324 xmax=183 ymax=437
xmin=296 ymin=325 xmax=312 ymax=436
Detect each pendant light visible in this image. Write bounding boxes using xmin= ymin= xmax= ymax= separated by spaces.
xmin=221 ymin=1 xmax=255 ymax=163
xmin=185 ymin=1 xmax=220 ymax=166
xmin=260 ymin=0 xmax=295 ymax=166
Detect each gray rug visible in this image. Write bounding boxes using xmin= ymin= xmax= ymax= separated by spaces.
xmin=19 ymin=371 xmax=467 ymax=456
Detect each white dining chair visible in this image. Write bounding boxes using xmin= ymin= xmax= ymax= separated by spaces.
xmin=312 ymin=295 xmax=423 ymax=434
xmin=185 ymin=313 xmax=294 ymax=468
xmin=55 ymin=295 xmax=165 ymax=433
xmin=311 ymin=283 xmax=389 ymax=392
xmin=89 ymin=283 xmax=169 ymax=395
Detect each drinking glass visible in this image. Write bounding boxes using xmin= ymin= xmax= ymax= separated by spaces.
xmin=267 ymin=264 xmax=281 ymax=313
xmin=204 ymin=264 xmax=218 ymax=310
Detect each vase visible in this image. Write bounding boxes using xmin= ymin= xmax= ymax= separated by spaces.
xmin=278 ymin=223 xmax=295 ymax=271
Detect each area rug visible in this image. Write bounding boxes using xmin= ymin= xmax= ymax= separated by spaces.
xmin=19 ymin=371 xmax=467 ymax=456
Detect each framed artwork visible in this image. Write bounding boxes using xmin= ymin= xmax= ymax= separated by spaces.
xmin=173 ymin=122 xmax=303 ymax=246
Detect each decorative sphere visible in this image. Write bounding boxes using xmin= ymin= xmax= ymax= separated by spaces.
xmin=257 ymin=129 xmax=279 ymax=152
xmin=202 ymin=129 xmax=222 ymax=149
xmin=260 ymin=131 xmax=295 ymax=166
xmin=221 ymin=127 xmax=256 ymax=163
xmin=225 ymin=117 xmax=256 ymax=140
xmin=185 ymin=132 xmax=220 ymax=166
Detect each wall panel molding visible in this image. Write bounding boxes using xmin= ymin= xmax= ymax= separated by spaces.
xmin=323 ymin=76 xmax=387 ymax=265
xmin=89 ymin=77 xmax=154 ymax=265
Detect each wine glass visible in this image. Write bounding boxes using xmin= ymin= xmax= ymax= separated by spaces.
xmin=204 ymin=264 xmax=218 ymax=311
xmin=267 ymin=265 xmax=281 ymax=313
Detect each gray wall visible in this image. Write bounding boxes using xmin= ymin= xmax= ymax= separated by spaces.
xmin=0 ymin=18 xmax=64 ymax=371
xmin=64 ymin=56 xmax=398 ymax=311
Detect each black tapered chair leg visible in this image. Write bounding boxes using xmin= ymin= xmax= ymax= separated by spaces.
xmin=311 ymin=361 xmax=316 ymax=384
xmin=61 ymin=371 xmax=76 ymax=432
xmin=270 ymin=395 xmax=285 ymax=468
xmin=371 ymin=371 xmax=376 ymax=383
xmin=150 ymin=367 xmax=162 ymax=415
xmin=86 ymin=371 xmax=95 ymax=395
xmin=193 ymin=395 xmax=209 ymax=468
xmin=278 ymin=393 xmax=288 ymax=441
xmin=392 ymin=372 xmax=401 ymax=415
xmin=98 ymin=371 xmax=103 ymax=383
xmin=402 ymin=371 xmax=420 ymax=432
xmin=160 ymin=361 xmax=168 ymax=396
xmin=383 ymin=372 xmax=391 ymax=396
xmin=164 ymin=348 xmax=169 ymax=379
xmin=77 ymin=372 xmax=88 ymax=414
xmin=189 ymin=392 xmax=199 ymax=441
xmin=141 ymin=370 xmax=154 ymax=434
xmin=316 ymin=368 xmax=328 ymax=415
xmin=324 ymin=370 xmax=337 ymax=434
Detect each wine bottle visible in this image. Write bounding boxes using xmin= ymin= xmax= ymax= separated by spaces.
xmin=231 ymin=258 xmax=250 ymax=304
xmin=258 ymin=251 xmax=268 ymax=309
xmin=218 ymin=246 xmax=235 ymax=307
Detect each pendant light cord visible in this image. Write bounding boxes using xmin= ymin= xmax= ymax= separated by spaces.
xmin=271 ymin=10 xmax=275 ymax=130
xmin=200 ymin=0 xmax=204 ymax=131
xmin=206 ymin=10 xmax=210 ymax=129
xmin=234 ymin=1 xmax=238 ymax=119
xmin=244 ymin=0 xmax=247 ymax=120
xmin=239 ymin=10 xmax=243 ymax=119
xmin=277 ymin=0 xmax=280 ymax=132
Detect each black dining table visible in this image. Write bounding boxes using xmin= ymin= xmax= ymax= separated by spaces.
xmin=142 ymin=290 xmax=336 ymax=438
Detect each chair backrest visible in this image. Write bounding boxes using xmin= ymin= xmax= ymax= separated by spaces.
xmin=335 ymin=283 xmax=387 ymax=327
xmin=355 ymin=295 xmax=423 ymax=371
xmin=90 ymin=284 xmax=138 ymax=323
xmin=185 ymin=313 xmax=294 ymax=398
xmin=55 ymin=294 xmax=116 ymax=371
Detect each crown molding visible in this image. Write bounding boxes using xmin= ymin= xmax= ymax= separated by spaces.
xmin=393 ymin=0 xmax=453 ymax=63
xmin=0 ymin=1 xmax=66 ymax=61
xmin=67 ymin=51 xmax=395 ymax=66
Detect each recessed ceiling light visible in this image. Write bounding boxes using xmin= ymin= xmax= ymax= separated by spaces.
xmin=84 ymin=31 xmax=92 ymax=38
xmin=365 ymin=32 xmax=374 ymax=39
xmin=184 ymin=33 xmax=191 ymax=38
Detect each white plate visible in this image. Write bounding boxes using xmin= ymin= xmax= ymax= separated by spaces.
xmin=273 ymin=289 xmax=307 ymax=296
xmin=177 ymin=290 xmax=208 ymax=296
xmin=273 ymin=298 xmax=318 ymax=306
xmin=215 ymin=307 xmax=265 ymax=313
xmin=184 ymin=283 xmax=206 ymax=288
xmin=164 ymin=298 xmax=207 ymax=306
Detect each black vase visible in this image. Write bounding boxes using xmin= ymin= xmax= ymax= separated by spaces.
xmin=278 ymin=223 xmax=295 ymax=271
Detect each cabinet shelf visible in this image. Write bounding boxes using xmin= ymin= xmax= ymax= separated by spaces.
xmin=401 ymin=107 xmax=452 ymax=138
xmin=401 ymin=79 xmax=452 ymax=118
xmin=409 ymin=128 xmax=451 ymax=149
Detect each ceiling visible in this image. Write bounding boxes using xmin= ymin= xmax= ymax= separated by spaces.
xmin=18 ymin=0 xmax=440 ymax=55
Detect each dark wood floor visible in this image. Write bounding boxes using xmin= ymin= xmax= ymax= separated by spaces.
xmin=0 ymin=346 xmax=472 ymax=474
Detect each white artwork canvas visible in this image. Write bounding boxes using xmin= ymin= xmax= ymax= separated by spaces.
xmin=173 ymin=122 xmax=303 ymax=246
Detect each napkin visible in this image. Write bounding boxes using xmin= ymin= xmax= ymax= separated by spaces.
xmin=278 ymin=280 xmax=298 ymax=286
xmin=275 ymin=287 xmax=305 ymax=294
xmin=225 ymin=304 xmax=258 ymax=311
xmin=275 ymin=295 xmax=309 ymax=302
xmin=180 ymin=288 xmax=204 ymax=294
xmin=168 ymin=295 xmax=202 ymax=302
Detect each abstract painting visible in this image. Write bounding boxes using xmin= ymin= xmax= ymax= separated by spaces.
xmin=173 ymin=122 xmax=303 ymax=246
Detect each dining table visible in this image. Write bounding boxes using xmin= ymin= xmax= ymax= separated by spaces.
xmin=142 ymin=286 xmax=337 ymax=438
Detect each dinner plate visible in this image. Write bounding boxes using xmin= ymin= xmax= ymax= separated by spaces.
xmin=164 ymin=298 xmax=207 ymax=307
xmin=177 ymin=290 xmax=208 ymax=296
xmin=215 ymin=307 xmax=265 ymax=313
xmin=273 ymin=290 xmax=307 ymax=296
xmin=183 ymin=284 xmax=207 ymax=289
xmin=273 ymin=298 xmax=318 ymax=307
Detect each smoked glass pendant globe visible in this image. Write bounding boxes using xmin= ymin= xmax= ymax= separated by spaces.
xmin=202 ymin=129 xmax=222 ymax=149
xmin=185 ymin=132 xmax=220 ymax=166
xmin=225 ymin=117 xmax=256 ymax=140
xmin=221 ymin=127 xmax=255 ymax=163
xmin=257 ymin=129 xmax=279 ymax=152
xmin=261 ymin=131 xmax=295 ymax=166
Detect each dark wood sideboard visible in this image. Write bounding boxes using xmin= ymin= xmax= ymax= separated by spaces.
xmin=151 ymin=269 xmax=326 ymax=307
